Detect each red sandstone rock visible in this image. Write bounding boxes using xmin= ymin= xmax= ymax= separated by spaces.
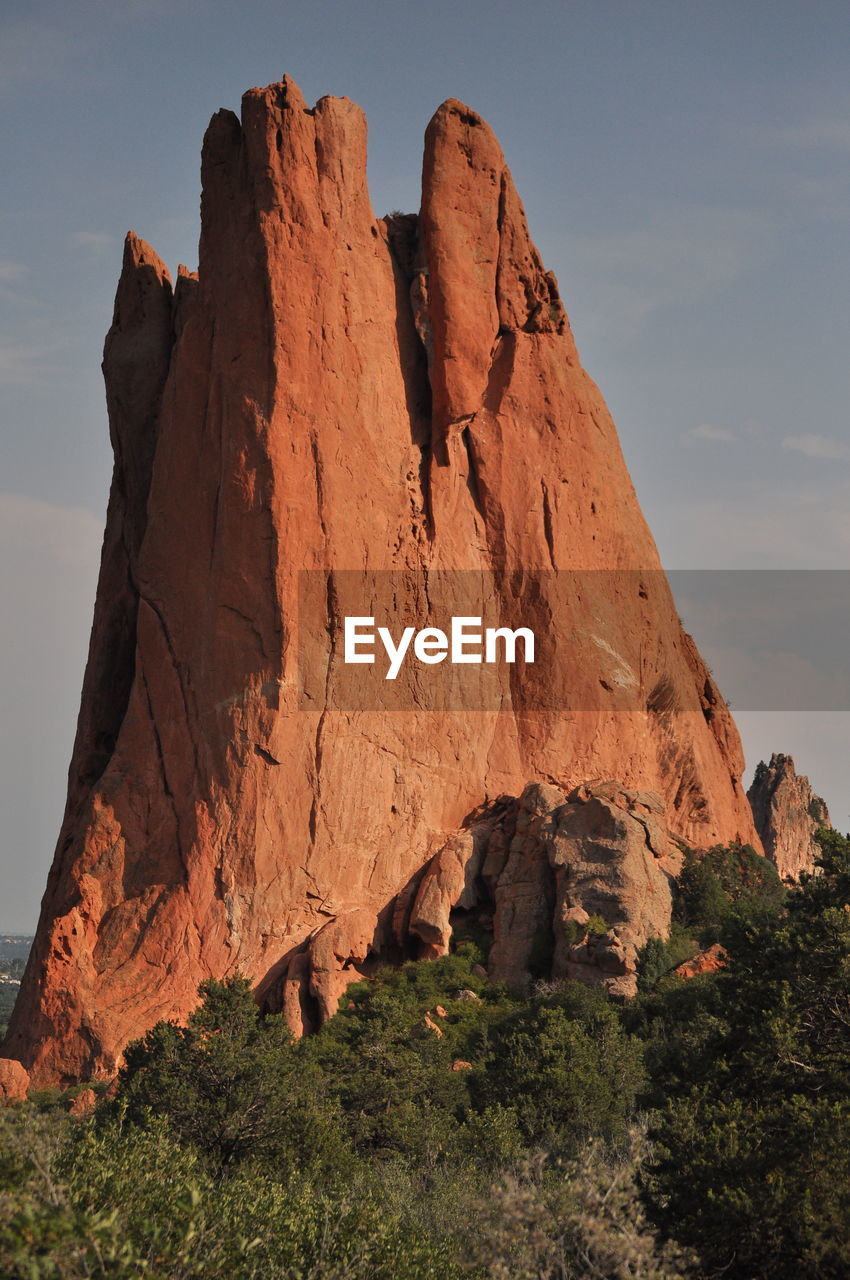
xmin=674 ymin=943 xmax=727 ymax=980
xmin=69 ymin=1087 xmax=97 ymax=1117
xmin=4 ymin=78 xmax=759 ymax=1085
xmin=413 ymin=780 xmax=683 ymax=998
xmin=748 ymin=753 xmax=830 ymax=881
xmin=0 ymin=1057 xmax=29 ymax=1102
xmin=420 ymin=1012 xmax=444 ymax=1039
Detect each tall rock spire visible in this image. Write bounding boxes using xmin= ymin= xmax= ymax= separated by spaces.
xmin=5 ymin=80 xmax=759 ymax=1085
xmin=748 ymin=753 xmax=830 ymax=881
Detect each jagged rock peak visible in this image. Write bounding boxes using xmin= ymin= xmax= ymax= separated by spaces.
xmin=5 ymin=77 xmax=759 ymax=1085
xmin=748 ymin=753 xmax=830 ymax=882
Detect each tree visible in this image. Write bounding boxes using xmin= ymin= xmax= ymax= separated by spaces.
xmin=474 ymin=983 xmax=645 ymax=1157
xmin=648 ymin=830 xmax=850 ymax=1277
xmin=117 ymin=974 xmax=347 ymax=1177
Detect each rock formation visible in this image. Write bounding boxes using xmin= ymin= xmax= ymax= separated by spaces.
xmin=748 ymin=753 xmax=830 ymax=881
xmin=4 ymin=78 xmax=759 ymax=1086
xmin=278 ymin=779 xmax=684 ymax=1029
xmin=673 ymin=942 xmax=727 ymax=981
xmin=0 ymin=1057 xmax=29 ymax=1103
xmin=416 ymin=780 xmax=683 ymax=1002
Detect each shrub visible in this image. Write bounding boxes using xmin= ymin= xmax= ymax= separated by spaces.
xmin=473 ymin=983 xmax=645 ymax=1157
xmin=675 ymin=842 xmax=784 ymax=943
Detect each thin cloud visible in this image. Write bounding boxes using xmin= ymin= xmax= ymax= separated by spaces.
xmin=762 ymin=119 xmax=850 ymax=149
xmin=0 ymin=260 xmax=26 ymax=283
xmin=685 ymin=423 xmax=736 ymax=443
xmin=782 ymin=433 xmax=850 ymax=462
xmin=72 ymin=231 xmax=116 ymax=257
xmin=0 ymin=340 xmax=64 ymax=387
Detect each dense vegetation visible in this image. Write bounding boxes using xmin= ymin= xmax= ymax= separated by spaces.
xmin=2 ymin=834 xmax=850 ymax=1277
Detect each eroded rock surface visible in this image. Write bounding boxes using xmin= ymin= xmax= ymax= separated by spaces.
xmin=405 ymin=780 xmax=683 ymax=1001
xmin=0 ymin=1058 xmax=29 ymax=1103
xmin=6 ymin=78 xmax=758 ymax=1084
xmin=748 ymin=753 xmax=830 ymax=881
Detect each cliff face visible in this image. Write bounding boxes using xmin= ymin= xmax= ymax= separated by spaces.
xmin=5 ymin=79 xmax=759 ymax=1084
xmin=748 ymin=753 xmax=830 ymax=881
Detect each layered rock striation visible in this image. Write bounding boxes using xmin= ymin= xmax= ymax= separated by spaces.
xmin=5 ymin=78 xmax=758 ymax=1085
xmin=748 ymin=753 xmax=830 ymax=881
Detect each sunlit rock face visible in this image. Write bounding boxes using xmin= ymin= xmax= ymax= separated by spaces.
xmin=4 ymin=79 xmax=757 ymax=1085
xmin=748 ymin=753 xmax=830 ymax=882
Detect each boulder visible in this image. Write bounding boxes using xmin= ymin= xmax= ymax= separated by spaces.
xmin=0 ymin=1057 xmax=29 ymax=1103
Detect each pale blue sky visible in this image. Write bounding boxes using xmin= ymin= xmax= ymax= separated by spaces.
xmin=2 ymin=0 xmax=849 ymax=929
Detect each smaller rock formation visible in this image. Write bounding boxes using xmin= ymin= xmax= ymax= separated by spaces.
xmin=748 ymin=754 xmax=830 ymax=882
xmin=422 ymin=1012 xmax=444 ymax=1038
xmin=458 ymin=781 xmax=684 ymax=999
xmin=277 ymin=779 xmax=685 ymax=1021
xmin=0 ymin=1057 xmax=29 ymax=1103
xmin=69 ymin=1087 xmax=98 ymax=1117
xmin=674 ymin=942 xmax=727 ymax=981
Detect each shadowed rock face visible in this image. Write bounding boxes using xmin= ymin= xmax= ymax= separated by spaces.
xmin=4 ymin=78 xmax=759 ymax=1085
xmin=748 ymin=753 xmax=830 ymax=882
xmin=404 ymin=780 xmax=684 ymax=1002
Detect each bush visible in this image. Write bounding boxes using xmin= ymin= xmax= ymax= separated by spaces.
xmin=646 ymin=829 xmax=850 ymax=1277
xmin=0 ymin=1106 xmax=460 ymax=1280
xmin=636 ymin=923 xmax=697 ymax=992
xmin=473 ymin=983 xmax=645 ymax=1157
xmin=674 ymin=842 xmax=784 ymax=943
xmin=467 ymin=1128 xmax=695 ymax=1279
xmin=116 ymin=973 xmax=349 ymax=1179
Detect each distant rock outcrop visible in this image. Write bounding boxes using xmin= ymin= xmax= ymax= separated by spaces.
xmin=5 ymin=78 xmax=758 ymax=1085
xmin=748 ymin=753 xmax=830 ymax=881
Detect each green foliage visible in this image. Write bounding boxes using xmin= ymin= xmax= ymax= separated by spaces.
xmin=473 ymin=982 xmax=645 ymax=1157
xmin=636 ymin=922 xmax=696 ymax=992
xmin=304 ymin=949 xmax=519 ymax=1165
xmin=0 ymin=1108 xmax=458 ymax=1279
xmin=562 ymin=917 xmax=586 ymax=946
xmin=647 ymin=828 xmax=850 ymax=1277
xmin=117 ymin=973 xmax=349 ymax=1178
xmin=675 ymin=841 xmax=785 ymax=943
xmin=7 ymin=827 xmax=850 ymax=1278
xmin=585 ymin=913 xmax=609 ymax=938
xmin=467 ymin=1128 xmax=695 ymax=1280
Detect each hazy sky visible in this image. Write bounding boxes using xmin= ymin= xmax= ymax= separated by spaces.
xmin=2 ymin=0 xmax=849 ymax=930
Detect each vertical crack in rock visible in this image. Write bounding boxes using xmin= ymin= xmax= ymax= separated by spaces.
xmin=385 ymin=212 xmax=434 ymax=538
xmin=540 ymin=479 xmax=556 ymax=570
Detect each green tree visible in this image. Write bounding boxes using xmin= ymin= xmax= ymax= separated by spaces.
xmin=675 ymin=841 xmax=784 ymax=943
xmin=474 ymin=983 xmax=644 ymax=1157
xmin=304 ymin=949 xmax=512 ymax=1164
xmin=648 ymin=829 xmax=850 ymax=1277
xmin=117 ymin=973 xmax=348 ymax=1178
